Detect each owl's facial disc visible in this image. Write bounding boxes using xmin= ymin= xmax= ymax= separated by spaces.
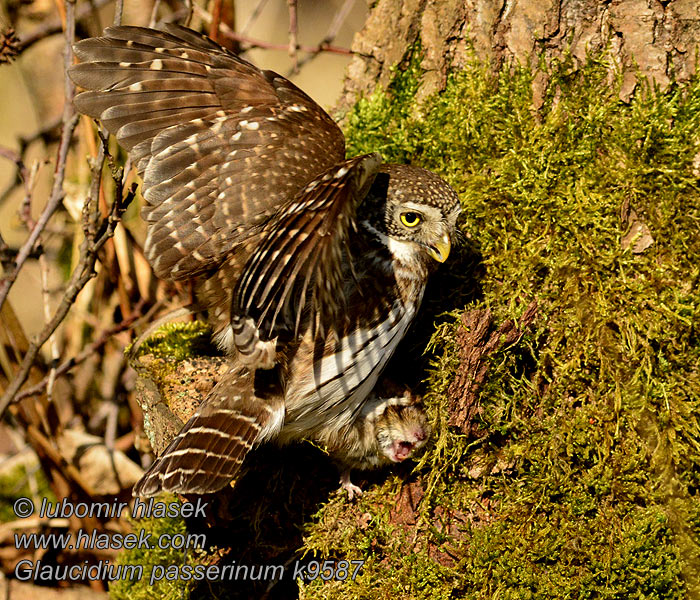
xmin=392 ymin=202 xmax=453 ymax=263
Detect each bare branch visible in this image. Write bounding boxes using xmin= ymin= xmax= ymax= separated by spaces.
xmin=287 ymin=0 xmax=298 ymax=73
xmin=0 ymin=1 xmax=79 ymax=315
xmin=240 ymin=0 xmax=270 ymax=35
xmin=0 ymin=0 xmax=140 ymax=415
xmin=0 ymin=170 xmax=137 ymax=415
xmin=13 ymin=299 xmax=154 ymax=402
xmin=289 ymin=0 xmax=357 ymax=74
xmin=17 ymin=0 xmax=114 ymax=53
xmin=325 ymin=0 xmax=357 ymax=44
xmin=0 ymin=145 xmax=28 ymax=183
xmin=18 ymin=115 xmax=63 ymax=152
xmin=149 ymin=0 xmax=162 ymax=28
xmin=192 ymin=4 xmax=355 ymax=57
xmin=209 ymin=0 xmax=224 ymax=42
xmin=38 ymin=253 xmax=59 ymax=402
xmin=113 ymin=0 xmax=124 ymax=26
xmin=18 ymin=161 xmax=41 ymax=232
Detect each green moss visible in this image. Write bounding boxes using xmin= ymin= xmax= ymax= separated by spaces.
xmin=120 ymin=45 xmax=700 ymax=599
xmin=0 ymin=463 xmax=54 ymax=523
xmin=130 ymin=321 xmax=217 ymax=362
xmin=109 ymin=497 xmax=208 ymax=600
xmin=303 ymin=50 xmax=700 ymax=598
xmin=344 ymin=43 xmax=424 ymax=163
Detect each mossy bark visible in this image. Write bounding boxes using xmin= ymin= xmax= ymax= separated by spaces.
xmin=126 ymin=7 xmax=700 ymax=599
xmin=339 ymin=0 xmax=700 ymax=113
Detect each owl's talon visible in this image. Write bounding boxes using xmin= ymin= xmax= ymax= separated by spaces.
xmin=340 ymin=470 xmax=363 ymax=501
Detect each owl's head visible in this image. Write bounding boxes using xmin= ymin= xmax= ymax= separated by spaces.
xmin=362 ymin=164 xmax=461 ymax=266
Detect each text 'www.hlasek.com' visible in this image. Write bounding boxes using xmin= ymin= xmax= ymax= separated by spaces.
xmin=11 ymin=497 xmax=364 ymax=585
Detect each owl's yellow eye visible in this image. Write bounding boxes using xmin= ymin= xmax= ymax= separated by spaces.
xmin=400 ymin=212 xmax=422 ymax=227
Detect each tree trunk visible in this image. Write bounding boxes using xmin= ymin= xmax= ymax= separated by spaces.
xmin=341 ymin=0 xmax=700 ymax=109
xmin=125 ymin=4 xmax=700 ymax=599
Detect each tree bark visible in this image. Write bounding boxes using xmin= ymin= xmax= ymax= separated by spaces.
xmin=340 ymin=0 xmax=700 ymax=109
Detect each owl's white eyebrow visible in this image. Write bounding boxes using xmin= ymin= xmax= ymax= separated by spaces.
xmin=396 ymin=202 xmax=442 ymax=221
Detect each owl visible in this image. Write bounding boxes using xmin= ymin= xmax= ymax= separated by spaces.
xmin=69 ymin=24 xmax=460 ymax=497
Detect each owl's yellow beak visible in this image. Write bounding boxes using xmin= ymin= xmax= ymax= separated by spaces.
xmin=427 ymin=233 xmax=451 ymax=263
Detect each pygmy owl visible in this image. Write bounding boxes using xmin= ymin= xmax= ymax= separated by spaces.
xmin=69 ymin=24 xmax=460 ymax=496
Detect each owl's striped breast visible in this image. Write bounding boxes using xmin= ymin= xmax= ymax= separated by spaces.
xmin=278 ymin=297 xmax=420 ymax=444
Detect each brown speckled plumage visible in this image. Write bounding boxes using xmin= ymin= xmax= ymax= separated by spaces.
xmin=69 ymin=24 xmax=459 ymax=497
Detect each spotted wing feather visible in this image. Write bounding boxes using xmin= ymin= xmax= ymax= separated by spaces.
xmin=69 ymin=24 xmax=346 ymax=280
xmin=235 ymin=153 xmax=381 ymax=339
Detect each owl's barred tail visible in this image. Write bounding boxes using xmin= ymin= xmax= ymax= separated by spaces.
xmin=133 ymin=365 xmax=284 ymax=497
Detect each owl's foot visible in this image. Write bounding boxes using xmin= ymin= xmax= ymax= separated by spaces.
xmin=339 ymin=470 xmax=363 ymax=501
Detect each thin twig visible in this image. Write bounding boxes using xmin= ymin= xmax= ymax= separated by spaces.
xmin=0 ymin=6 xmax=138 ymax=414
xmin=325 ymin=0 xmax=357 ymax=44
xmin=38 ymin=253 xmax=59 ymax=402
xmin=17 ymin=0 xmax=113 ymax=53
xmin=18 ymin=161 xmax=40 ymax=232
xmin=13 ymin=301 xmax=155 ymax=402
xmin=0 ymin=145 xmax=37 ymax=230
xmin=208 ymin=0 xmax=223 ymax=42
xmin=149 ymin=0 xmax=162 ymax=28
xmin=192 ymin=4 xmax=355 ymax=57
xmin=184 ymin=0 xmax=193 ymax=27
xmin=18 ymin=116 xmax=63 ymax=151
xmin=0 ymin=145 xmax=29 ymax=183
xmin=240 ymin=0 xmax=270 ymax=35
xmin=0 ymin=1 xmax=79 ymax=316
xmin=0 ymin=174 xmax=137 ymax=415
xmin=113 ymin=0 xmax=123 ymax=26
xmin=289 ymin=0 xmax=356 ymax=74
xmin=287 ymin=0 xmax=298 ymax=73
xmin=0 ymin=121 xmax=63 ymax=208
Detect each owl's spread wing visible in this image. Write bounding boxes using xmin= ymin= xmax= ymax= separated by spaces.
xmin=133 ymin=364 xmax=284 ymax=496
xmin=235 ymin=153 xmax=382 ymax=338
xmin=69 ymin=24 xmax=346 ymax=280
